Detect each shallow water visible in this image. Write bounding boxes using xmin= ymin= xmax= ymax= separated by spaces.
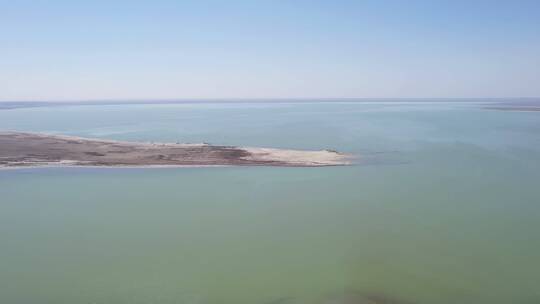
xmin=1 ymin=101 xmax=539 ymax=304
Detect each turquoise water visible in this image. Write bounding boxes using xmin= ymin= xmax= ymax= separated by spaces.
xmin=1 ymin=102 xmax=539 ymax=304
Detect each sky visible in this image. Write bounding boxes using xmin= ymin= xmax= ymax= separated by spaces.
xmin=1 ymin=0 xmax=539 ymax=101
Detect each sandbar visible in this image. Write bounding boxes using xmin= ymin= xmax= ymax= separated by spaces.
xmin=0 ymin=131 xmax=351 ymax=168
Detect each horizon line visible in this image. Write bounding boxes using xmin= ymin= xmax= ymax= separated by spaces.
xmin=1 ymin=97 xmax=539 ymax=103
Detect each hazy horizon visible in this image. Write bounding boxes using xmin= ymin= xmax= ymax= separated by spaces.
xmin=1 ymin=97 xmax=538 ymax=112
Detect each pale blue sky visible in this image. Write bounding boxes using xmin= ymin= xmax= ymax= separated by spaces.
xmin=1 ymin=0 xmax=539 ymax=101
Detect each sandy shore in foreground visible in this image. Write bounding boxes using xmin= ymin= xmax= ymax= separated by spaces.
xmin=0 ymin=131 xmax=351 ymax=168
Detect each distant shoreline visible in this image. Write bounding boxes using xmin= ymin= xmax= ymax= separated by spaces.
xmin=0 ymin=131 xmax=351 ymax=169
xmin=484 ymin=106 xmax=540 ymax=112
xmin=2 ymin=98 xmax=539 ymax=111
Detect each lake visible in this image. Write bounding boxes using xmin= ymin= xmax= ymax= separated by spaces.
xmin=1 ymin=101 xmax=539 ymax=304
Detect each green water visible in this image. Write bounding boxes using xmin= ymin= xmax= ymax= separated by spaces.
xmin=1 ymin=102 xmax=539 ymax=303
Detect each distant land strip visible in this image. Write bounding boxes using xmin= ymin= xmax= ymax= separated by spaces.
xmin=484 ymin=106 xmax=540 ymax=112
xmin=2 ymin=98 xmax=540 ymax=110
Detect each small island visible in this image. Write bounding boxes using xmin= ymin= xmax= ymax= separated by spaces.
xmin=0 ymin=131 xmax=351 ymax=168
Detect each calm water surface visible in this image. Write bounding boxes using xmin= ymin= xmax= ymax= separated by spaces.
xmin=1 ymin=102 xmax=539 ymax=304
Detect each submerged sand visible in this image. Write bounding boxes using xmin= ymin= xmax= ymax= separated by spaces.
xmin=0 ymin=131 xmax=351 ymax=168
